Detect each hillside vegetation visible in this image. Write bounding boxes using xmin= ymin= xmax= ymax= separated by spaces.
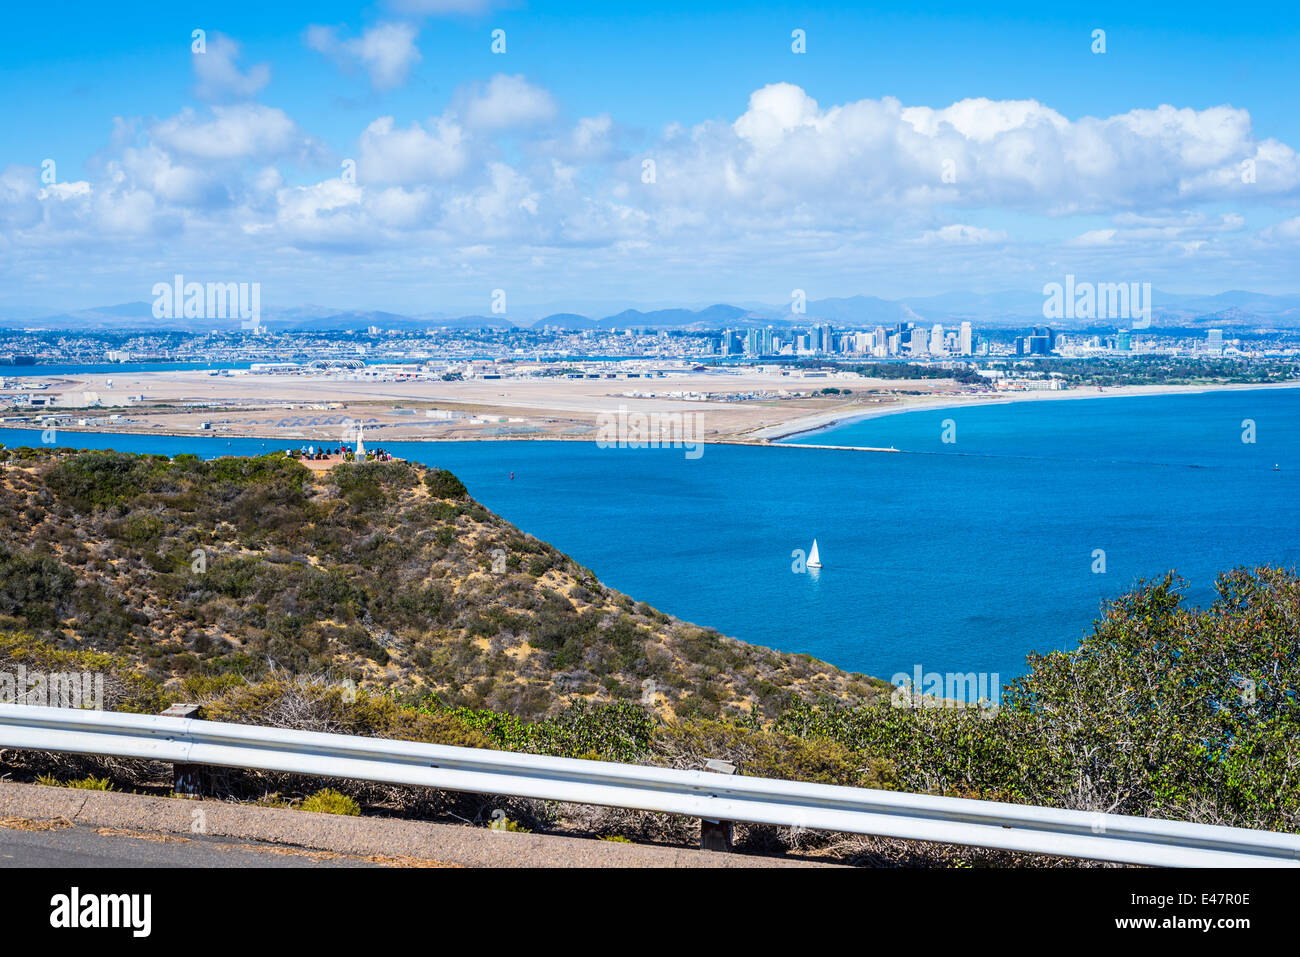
xmin=1 ymin=446 xmax=1296 ymax=856
xmin=0 ymin=446 xmax=887 ymax=719
xmin=3 ymin=564 xmax=1297 ymax=859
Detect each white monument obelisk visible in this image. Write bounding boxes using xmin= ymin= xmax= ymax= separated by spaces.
xmin=355 ymin=421 xmax=366 ymax=459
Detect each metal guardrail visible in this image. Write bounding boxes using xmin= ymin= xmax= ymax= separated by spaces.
xmin=2 ymin=703 xmax=1297 ymax=867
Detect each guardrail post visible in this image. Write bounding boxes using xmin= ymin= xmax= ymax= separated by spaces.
xmin=161 ymin=703 xmax=208 ymax=798
xmin=699 ymin=758 xmax=736 ymax=852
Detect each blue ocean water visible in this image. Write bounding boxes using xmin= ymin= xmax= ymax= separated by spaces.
xmin=2 ymin=387 xmax=1296 ymax=689
xmin=786 ymin=388 xmax=1297 ymax=470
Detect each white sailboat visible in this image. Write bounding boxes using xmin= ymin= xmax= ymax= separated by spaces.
xmin=807 ymin=539 xmax=822 ymax=569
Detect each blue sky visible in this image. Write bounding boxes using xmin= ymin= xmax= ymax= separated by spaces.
xmin=2 ymin=1 xmax=1299 ymax=315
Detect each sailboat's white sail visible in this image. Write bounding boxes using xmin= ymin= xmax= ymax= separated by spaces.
xmin=807 ymin=539 xmax=822 ymax=568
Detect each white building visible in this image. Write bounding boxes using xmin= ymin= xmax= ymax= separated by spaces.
xmin=929 ymin=324 xmax=946 ymax=355
xmin=910 ymin=327 xmax=928 ymax=355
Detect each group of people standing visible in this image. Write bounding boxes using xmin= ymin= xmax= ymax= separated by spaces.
xmin=286 ymin=445 xmax=395 ymax=463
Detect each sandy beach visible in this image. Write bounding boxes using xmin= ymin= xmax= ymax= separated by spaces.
xmin=749 ymin=380 xmax=1300 ymax=443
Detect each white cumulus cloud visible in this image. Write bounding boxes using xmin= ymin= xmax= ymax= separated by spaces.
xmin=915 ymin=224 xmax=1009 ymax=245
xmin=306 ymin=22 xmax=422 ymax=91
xmin=193 ymin=33 xmax=270 ymax=101
xmin=359 ymin=116 xmax=470 ymax=184
xmin=152 ymin=105 xmax=316 ymax=162
xmin=457 ymin=74 xmax=557 ymax=130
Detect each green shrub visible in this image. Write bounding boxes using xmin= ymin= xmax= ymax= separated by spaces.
xmin=0 ymin=548 xmax=75 ymax=618
xmin=424 ymin=469 xmax=468 ymax=499
xmin=299 ymin=788 xmax=360 ymax=816
xmin=770 ymin=568 xmax=1300 ymax=829
xmin=36 ymin=774 xmax=114 ymax=791
xmin=44 ymin=451 xmax=169 ymax=510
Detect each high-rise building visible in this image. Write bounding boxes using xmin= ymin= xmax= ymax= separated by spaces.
xmin=910 ymin=326 xmax=928 ymax=355
xmin=929 ymin=324 xmax=946 ymax=355
xmin=959 ymin=321 xmax=973 ymax=356
xmin=1015 ymin=334 xmax=1049 ymax=356
xmin=1015 ymin=325 xmax=1054 ymax=355
xmin=1207 ymin=328 xmax=1224 ymax=354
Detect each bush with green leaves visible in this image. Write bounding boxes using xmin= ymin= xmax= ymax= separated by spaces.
xmin=772 ymin=567 xmax=1300 ymax=830
xmin=299 ymin=788 xmax=360 ymax=816
xmin=424 ymin=468 xmax=468 ymax=499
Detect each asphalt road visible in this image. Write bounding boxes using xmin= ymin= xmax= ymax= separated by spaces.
xmin=0 ymin=781 xmax=830 ymax=867
xmin=0 ymin=822 xmax=385 ymax=868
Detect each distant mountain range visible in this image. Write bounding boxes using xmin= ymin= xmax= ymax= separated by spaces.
xmin=5 ymin=289 xmax=1300 ymax=332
